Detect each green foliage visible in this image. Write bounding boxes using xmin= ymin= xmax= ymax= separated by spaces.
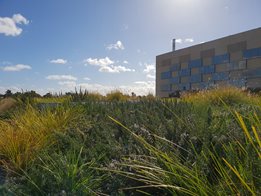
xmin=0 ymin=87 xmax=260 ymax=195
xmin=9 ymin=148 xmax=103 ymax=195
xmin=108 ymin=110 xmax=261 ymax=195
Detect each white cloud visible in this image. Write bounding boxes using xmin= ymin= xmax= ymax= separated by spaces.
xmin=0 ymin=14 xmax=29 ymax=36
xmin=77 ymin=83 xmax=113 ymax=94
xmin=84 ymin=57 xmax=114 ymax=67
xmin=1 ymin=64 xmax=31 ymax=72
xmin=176 ymin=38 xmax=194 ymax=44
xmin=50 ymin=58 xmax=67 ymax=64
xmin=175 ymin=39 xmax=183 ymax=44
xmin=46 ymin=75 xmax=77 ymax=81
xmin=107 ymin=41 xmax=125 ymax=50
xmin=143 ymin=64 xmax=155 ymax=73
xmin=184 ymin=38 xmax=194 ymax=43
xmin=143 ymin=64 xmax=155 ymax=79
xmin=99 ymin=65 xmax=135 ymax=73
xmin=12 ymin=14 xmax=29 ymax=25
xmin=98 ymin=66 xmax=115 ymax=73
xmin=123 ymin=60 xmax=128 ymax=64
xmin=129 ymin=81 xmax=155 ymax=95
xmin=84 ymin=57 xmax=134 ymax=73
xmin=58 ymin=81 xmax=77 ymax=87
xmin=147 ymin=74 xmax=156 ymax=79
xmin=83 ymin=77 xmax=91 ymax=81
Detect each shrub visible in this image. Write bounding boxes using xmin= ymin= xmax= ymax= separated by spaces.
xmin=106 ymin=90 xmax=129 ymax=101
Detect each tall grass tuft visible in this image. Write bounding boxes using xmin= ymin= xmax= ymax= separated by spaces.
xmin=0 ymin=104 xmax=82 ymax=171
xmin=11 ymin=147 xmax=104 ymax=195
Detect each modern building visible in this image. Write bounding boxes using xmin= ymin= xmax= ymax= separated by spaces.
xmin=156 ymin=27 xmax=261 ymax=97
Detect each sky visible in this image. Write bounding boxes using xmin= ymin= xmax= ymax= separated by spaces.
xmin=0 ymin=0 xmax=261 ymax=95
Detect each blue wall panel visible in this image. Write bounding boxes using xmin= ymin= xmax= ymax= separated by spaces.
xmin=161 ymin=71 xmax=172 ymax=79
xmin=201 ymin=65 xmax=215 ymax=74
xmin=179 ymin=69 xmax=190 ymax=76
xmin=213 ymin=72 xmax=229 ymax=81
xmin=243 ymin=47 xmax=261 ymax=59
xmin=212 ymin=53 xmax=229 ymax=64
xmin=170 ymin=77 xmax=179 ymax=84
xmin=189 ymin=59 xmax=202 ymax=68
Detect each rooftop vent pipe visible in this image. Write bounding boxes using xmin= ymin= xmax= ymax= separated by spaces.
xmin=172 ymin=39 xmax=176 ymax=51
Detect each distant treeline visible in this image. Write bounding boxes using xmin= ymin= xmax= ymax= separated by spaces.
xmin=0 ymin=88 xmax=155 ymax=102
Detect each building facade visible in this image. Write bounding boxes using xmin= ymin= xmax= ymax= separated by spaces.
xmin=156 ymin=27 xmax=261 ymax=97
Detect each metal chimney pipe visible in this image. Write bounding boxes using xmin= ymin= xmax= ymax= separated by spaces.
xmin=172 ymin=39 xmax=176 ymax=51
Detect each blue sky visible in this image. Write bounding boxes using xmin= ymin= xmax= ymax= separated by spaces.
xmin=0 ymin=0 xmax=260 ymax=95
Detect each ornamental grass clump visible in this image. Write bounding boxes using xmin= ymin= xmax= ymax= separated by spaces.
xmin=0 ymin=104 xmax=81 ymax=171
xmin=182 ymin=86 xmax=260 ymax=106
xmin=106 ymin=90 xmax=129 ymax=102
